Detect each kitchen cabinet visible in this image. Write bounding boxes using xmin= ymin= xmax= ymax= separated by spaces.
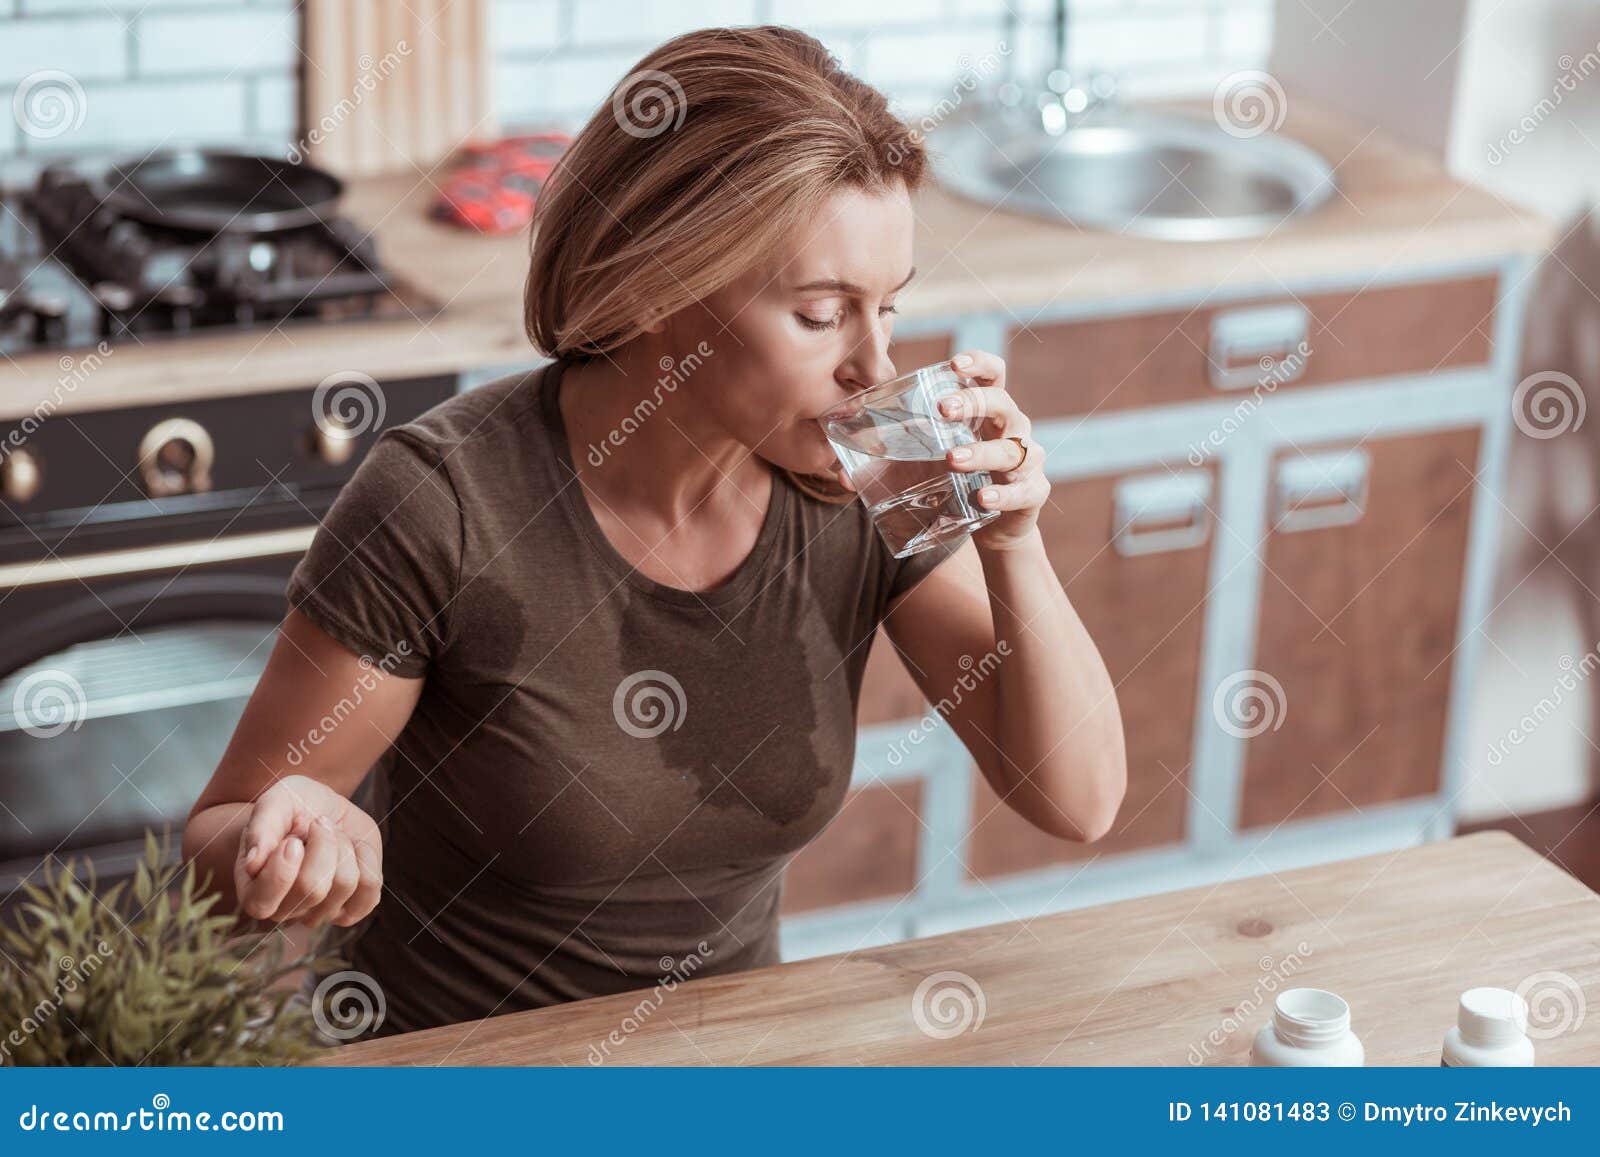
xmin=1238 ymin=427 xmax=1481 ymax=829
xmin=966 ymin=464 xmax=1215 ymax=877
xmin=779 ymin=258 xmax=1531 ymax=962
xmin=1004 ymin=276 xmax=1498 ymax=417
xmin=780 ymin=780 xmax=923 ymax=914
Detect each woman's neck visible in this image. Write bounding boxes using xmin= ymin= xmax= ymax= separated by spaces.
xmin=557 ymin=343 xmax=771 ymax=526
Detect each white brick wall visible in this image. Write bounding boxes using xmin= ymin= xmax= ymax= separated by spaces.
xmin=135 ymin=8 xmax=299 ymax=76
xmin=492 ymin=0 xmax=1274 ymax=129
xmin=569 ymin=0 xmax=760 ymax=46
xmin=0 ymin=0 xmax=1272 ymax=167
xmin=0 ymin=0 xmax=299 ymax=167
xmin=0 ymin=16 xmax=127 ymax=84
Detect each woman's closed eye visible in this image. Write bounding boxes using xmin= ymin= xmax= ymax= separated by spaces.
xmin=796 ymin=303 xmax=899 ymax=332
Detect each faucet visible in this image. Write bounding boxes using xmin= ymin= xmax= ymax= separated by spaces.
xmin=993 ymin=0 xmax=1117 ymax=135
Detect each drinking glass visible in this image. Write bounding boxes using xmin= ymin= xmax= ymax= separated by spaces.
xmin=818 ymin=362 xmax=1002 ymax=557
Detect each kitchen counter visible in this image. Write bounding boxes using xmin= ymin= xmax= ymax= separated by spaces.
xmin=1 ymin=99 xmax=1550 ymax=423
xmin=308 ymin=832 xmax=1599 ymax=1066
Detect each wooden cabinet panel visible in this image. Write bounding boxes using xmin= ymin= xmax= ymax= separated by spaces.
xmin=966 ymin=464 xmax=1215 ymax=878
xmin=888 ymin=333 xmax=954 ymax=377
xmin=781 ymin=780 xmax=923 ymax=913
xmin=858 ymin=630 xmax=931 ymax=728
xmin=1005 ymin=276 xmax=1497 ymax=418
xmin=1238 ymin=428 xmax=1481 ymax=829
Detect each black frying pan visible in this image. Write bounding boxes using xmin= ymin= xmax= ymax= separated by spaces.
xmin=91 ymin=150 xmax=345 ymax=235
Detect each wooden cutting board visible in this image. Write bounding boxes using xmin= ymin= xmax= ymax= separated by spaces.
xmin=307 ymin=831 xmax=1600 ymax=1066
xmin=300 ymin=0 xmax=494 ymax=176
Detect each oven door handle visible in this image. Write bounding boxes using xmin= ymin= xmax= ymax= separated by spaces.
xmin=0 ymin=526 xmax=316 ymax=590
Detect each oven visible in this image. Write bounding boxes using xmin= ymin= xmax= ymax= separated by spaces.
xmin=0 ymin=374 xmax=456 ymax=917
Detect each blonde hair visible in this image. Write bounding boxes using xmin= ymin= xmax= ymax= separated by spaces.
xmin=524 ymin=25 xmax=930 ymax=503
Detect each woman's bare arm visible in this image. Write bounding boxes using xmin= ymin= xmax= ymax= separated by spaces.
xmin=183 ymin=608 xmax=425 ymax=927
xmin=884 ymin=534 xmax=1127 ymax=845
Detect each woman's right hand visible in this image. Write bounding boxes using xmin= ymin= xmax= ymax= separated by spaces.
xmin=234 ymin=773 xmax=384 ymax=928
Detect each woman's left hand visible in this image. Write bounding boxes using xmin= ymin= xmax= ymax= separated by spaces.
xmin=937 ymin=349 xmax=1047 ymax=551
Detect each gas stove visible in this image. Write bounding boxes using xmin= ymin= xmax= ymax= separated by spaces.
xmin=0 ymin=251 xmax=69 ymax=352
xmin=0 ymin=154 xmax=439 ymax=358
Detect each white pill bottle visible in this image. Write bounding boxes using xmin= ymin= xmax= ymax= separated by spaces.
xmin=1441 ymin=987 xmax=1535 ymax=1067
xmin=1250 ymin=988 xmax=1365 ymax=1066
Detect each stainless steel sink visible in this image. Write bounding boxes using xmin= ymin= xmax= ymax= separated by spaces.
xmin=931 ymin=106 xmax=1337 ymax=241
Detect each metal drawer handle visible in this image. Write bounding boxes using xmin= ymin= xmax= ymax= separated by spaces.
xmin=1208 ymin=303 xmax=1310 ymax=391
xmin=1273 ymin=448 xmax=1370 ymax=533
xmin=0 ymin=447 xmax=43 ymax=503
xmin=0 ymin=526 xmax=316 ymax=590
xmin=138 ymin=417 xmax=216 ymax=498
xmin=1113 ymin=470 xmax=1213 ymax=557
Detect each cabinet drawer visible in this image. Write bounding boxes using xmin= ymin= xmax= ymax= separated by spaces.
xmin=1005 ymin=276 xmax=1498 ymax=418
xmin=781 ymin=780 xmax=922 ymax=913
xmin=1236 ymin=427 xmax=1480 ymax=829
xmin=967 ymin=463 xmax=1216 ymax=877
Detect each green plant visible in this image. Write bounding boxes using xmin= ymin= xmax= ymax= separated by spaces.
xmin=0 ymin=831 xmax=347 ymax=1066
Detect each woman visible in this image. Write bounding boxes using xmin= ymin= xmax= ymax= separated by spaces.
xmin=183 ymin=25 xmax=1125 ymax=1037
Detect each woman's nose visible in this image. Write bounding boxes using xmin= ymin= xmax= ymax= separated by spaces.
xmin=839 ymin=331 xmax=897 ymax=391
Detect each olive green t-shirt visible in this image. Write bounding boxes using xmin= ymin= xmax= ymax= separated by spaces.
xmin=283 ymin=358 xmax=957 ymax=1037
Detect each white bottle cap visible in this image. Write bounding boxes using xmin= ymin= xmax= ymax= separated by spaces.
xmin=1272 ymin=988 xmax=1352 ymax=1047
xmin=1457 ymin=987 xmax=1529 ymax=1047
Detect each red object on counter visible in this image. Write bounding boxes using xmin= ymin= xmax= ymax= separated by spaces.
xmin=431 ymin=132 xmax=572 ymax=234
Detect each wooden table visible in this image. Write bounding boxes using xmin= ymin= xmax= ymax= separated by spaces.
xmin=310 ymin=832 xmax=1599 ymax=1066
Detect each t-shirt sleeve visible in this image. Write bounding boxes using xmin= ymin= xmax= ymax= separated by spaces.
xmin=284 ymin=429 xmax=462 ymax=677
xmin=878 ymin=530 xmax=962 ymax=618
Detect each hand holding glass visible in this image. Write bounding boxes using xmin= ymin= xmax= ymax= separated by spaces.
xmin=818 ymin=362 xmax=1002 ymax=558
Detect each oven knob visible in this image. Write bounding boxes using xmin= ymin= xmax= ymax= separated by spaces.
xmin=137 ymin=418 xmax=215 ymax=497
xmin=308 ymin=415 xmax=358 ymax=465
xmin=1 ymin=448 xmax=42 ymax=503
